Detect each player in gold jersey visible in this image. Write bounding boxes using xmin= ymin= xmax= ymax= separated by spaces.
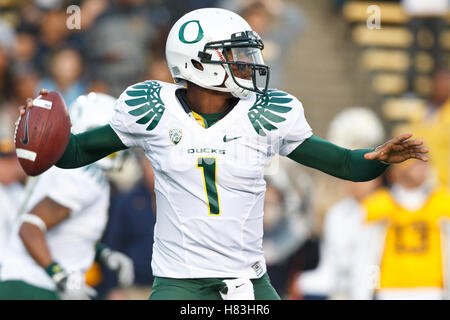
xmin=363 ymin=159 xmax=450 ymax=299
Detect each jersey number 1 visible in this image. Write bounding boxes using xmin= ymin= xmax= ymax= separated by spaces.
xmin=197 ymin=157 xmax=220 ymax=215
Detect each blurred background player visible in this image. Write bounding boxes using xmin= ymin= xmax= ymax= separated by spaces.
xmin=0 ymin=93 xmax=133 ymax=300
xmin=291 ymin=107 xmax=386 ymax=300
xmin=97 ymin=151 xmax=157 ymax=300
xmin=0 ymin=108 xmax=26 ymax=271
xmin=296 ymin=120 xmax=450 ymax=300
xmin=361 ymin=134 xmax=450 ymax=300
xmin=263 ymin=166 xmax=313 ymax=298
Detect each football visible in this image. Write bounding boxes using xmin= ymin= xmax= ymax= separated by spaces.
xmin=14 ymin=91 xmax=71 ymax=176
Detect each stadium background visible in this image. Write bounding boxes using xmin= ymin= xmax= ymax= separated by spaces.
xmin=0 ymin=0 xmax=449 ymax=299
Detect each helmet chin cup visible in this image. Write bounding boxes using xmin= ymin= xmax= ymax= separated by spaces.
xmin=224 ymin=67 xmax=251 ymax=99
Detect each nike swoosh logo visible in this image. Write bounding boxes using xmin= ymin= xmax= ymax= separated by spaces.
xmin=236 ymin=283 xmax=245 ymax=288
xmin=20 ymin=110 xmax=30 ymax=145
xmin=223 ymin=135 xmax=241 ymax=143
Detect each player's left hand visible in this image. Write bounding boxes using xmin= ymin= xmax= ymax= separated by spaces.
xmin=100 ymin=249 xmax=135 ymax=287
xmin=364 ymin=133 xmax=429 ymax=164
xmin=53 ymin=269 xmax=97 ymax=300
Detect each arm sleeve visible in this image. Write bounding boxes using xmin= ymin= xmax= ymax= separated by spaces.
xmin=287 ymin=135 xmax=389 ymax=182
xmin=55 ymin=124 xmax=128 ymax=169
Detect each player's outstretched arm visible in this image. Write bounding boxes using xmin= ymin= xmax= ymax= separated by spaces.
xmin=287 ymin=135 xmax=428 ymax=182
xmin=55 ymin=124 xmax=128 ymax=169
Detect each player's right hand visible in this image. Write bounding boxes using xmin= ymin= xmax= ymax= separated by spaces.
xmin=15 ymin=89 xmax=48 ymax=133
xmin=52 ymin=268 xmax=97 ymax=300
xmin=17 ymin=89 xmax=48 ymax=117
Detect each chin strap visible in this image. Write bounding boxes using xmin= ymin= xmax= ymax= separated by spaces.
xmin=223 ymin=66 xmax=251 ymax=99
xmin=185 ymin=65 xmax=253 ymax=99
xmin=224 ymin=76 xmax=251 ymax=98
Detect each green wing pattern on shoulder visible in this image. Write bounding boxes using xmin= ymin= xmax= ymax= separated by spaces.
xmin=248 ymin=89 xmax=293 ymax=136
xmin=124 ymin=80 xmax=166 ymax=131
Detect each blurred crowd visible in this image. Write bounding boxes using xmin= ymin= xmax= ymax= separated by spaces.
xmin=0 ymin=0 xmax=449 ymax=300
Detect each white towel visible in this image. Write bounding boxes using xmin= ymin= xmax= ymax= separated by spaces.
xmin=219 ymin=278 xmax=255 ymax=300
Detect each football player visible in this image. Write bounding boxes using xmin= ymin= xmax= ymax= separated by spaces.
xmin=17 ymin=8 xmax=428 ymax=300
xmin=0 ymin=93 xmax=133 ymax=300
xmin=362 ymin=155 xmax=450 ymax=300
xmin=0 ymin=129 xmax=26 ymax=270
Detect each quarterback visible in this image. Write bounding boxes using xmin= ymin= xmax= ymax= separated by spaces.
xmin=19 ymin=8 xmax=428 ymax=300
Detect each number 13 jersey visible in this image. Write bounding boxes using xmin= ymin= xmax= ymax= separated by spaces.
xmin=109 ymin=80 xmax=312 ymax=278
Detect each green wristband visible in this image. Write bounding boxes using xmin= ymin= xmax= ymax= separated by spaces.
xmin=45 ymin=262 xmax=63 ymax=277
xmin=94 ymin=242 xmax=110 ymax=262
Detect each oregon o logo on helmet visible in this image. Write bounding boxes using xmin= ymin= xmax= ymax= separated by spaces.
xmin=179 ymin=20 xmax=204 ymax=44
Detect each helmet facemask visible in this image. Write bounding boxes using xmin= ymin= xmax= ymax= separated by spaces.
xmin=198 ymin=31 xmax=270 ymax=98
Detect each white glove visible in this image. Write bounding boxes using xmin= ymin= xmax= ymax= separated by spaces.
xmin=100 ymin=249 xmax=135 ymax=287
xmin=52 ymin=269 xmax=97 ymax=300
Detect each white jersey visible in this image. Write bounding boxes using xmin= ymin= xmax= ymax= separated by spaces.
xmin=298 ymin=197 xmax=388 ymax=300
xmin=0 ymin=183 xmax=24 ymax=264
xmin=299 ymin=198 xmax=365 ymax=298
xmin=109 ymin=80 xmax=312 ymax=278
xmin=0 ymin=166 xmax=109 ymax=290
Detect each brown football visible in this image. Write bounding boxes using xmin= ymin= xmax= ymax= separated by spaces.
xmin=14 ymin=91 xmax=71 ymax=176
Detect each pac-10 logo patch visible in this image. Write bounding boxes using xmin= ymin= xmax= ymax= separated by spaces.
xmin=169 ymin=128 xmax=183 ymax=145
